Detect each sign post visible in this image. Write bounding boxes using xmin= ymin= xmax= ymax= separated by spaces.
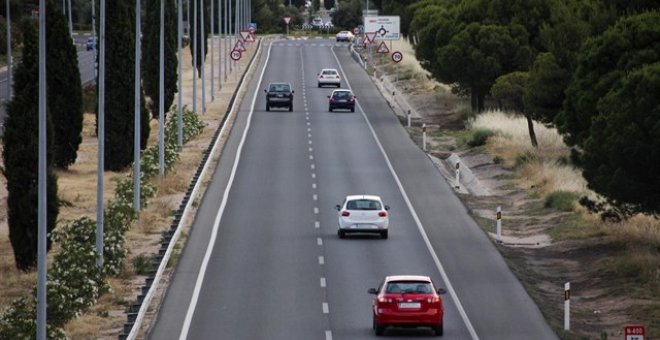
xmin=283 ymin=16 xmax=291 ymax=36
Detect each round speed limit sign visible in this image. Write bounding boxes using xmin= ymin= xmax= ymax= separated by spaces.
xmin=391 ymin=51 xmax=403 ymax=63
xmin=230 ymin=49 xmax=242 ymax=61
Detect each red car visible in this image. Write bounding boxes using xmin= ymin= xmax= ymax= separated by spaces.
xmin=369 ymin=275 xmax=446 ymax=336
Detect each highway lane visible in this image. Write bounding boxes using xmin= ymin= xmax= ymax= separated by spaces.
xmin=148 ymin=38 xmax=557 ymax=340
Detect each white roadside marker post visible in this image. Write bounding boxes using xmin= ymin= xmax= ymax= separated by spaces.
xmin=422 ymin=123 xmax=427 ymax=151
xmin=407 ymin=110 xmax=411 ymax=128
xmin=496 ymin=206 xmax=502 ymax=243
xmin=455 ymin=162 xmax=460 ymax=189
xmin=564 ymin=282 xmax=571 ymax=331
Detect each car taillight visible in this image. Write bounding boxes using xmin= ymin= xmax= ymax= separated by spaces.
xmin=330 ymin=98 xmax=335 ymax=102
xmin=336 ymin=75 xmax=340 ymax=79
xmin=378 ymin=297 xmax=393 ymax=304
xmin=350 ymin=98 xmax=355 ymax=103
xmin=341 ymin=211 xmax=350 ymax=217
xmin=378 ymin=211 xmax=387 ymax=217
xmin=428 ymin=296 xmax=440 ymax=303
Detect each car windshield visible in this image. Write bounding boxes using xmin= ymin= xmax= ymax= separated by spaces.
xmin=385 ymin=281 xmax=433 ymax=294
xmin=269 ymin=84 xmax=290 ymax=92
xmin=346 ymin=199 xmax=381 ymax=210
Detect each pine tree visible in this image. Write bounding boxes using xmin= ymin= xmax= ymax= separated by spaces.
xmin=188 ymin=0 xmax=210 ymax=77
xmin=101 ymin=0 xmax=150 ymax=170
xmin=46 ymin=0 xmax=83 ymax=169
xmin=142 ymin=0 xmax=178 ymax=119
xmin=2 ymin=18 xmax=59 ymax=271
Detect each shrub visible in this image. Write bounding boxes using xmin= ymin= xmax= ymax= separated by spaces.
xmin=544 ymin=191 xmax=579 ymax=212
xmin=0 ymin=297 xmax=66 ymax=340
xmin=515 ymin=151 xmax=536 ymax=167
xmin=132 ymin=255 xmax=153 ymax=276
xmin=467 ymin=128 xmax=495 ymax=147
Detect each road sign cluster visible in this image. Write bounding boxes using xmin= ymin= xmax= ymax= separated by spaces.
xmin=230 ymin=30 xmax=256 ymax=61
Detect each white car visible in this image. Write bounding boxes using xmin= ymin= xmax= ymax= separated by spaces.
xmin=318 ymin=68 xmax=341 ymax=88
xmin=336 ymin=195 xmax=390 ymax=239
xmin=335 ymin=30 xmax=354 ymax=42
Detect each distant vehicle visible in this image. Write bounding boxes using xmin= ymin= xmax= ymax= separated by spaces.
xmin=336 ymin=195 xmax=389 ymax=238
xmin=328 ymin=89 xmax=356 ymax=112
xmin=369 ymin=275 xmax=446 ymax=336
xmin=264 ymin=82 xmax=294 ymax=111
xmin=311 ymin=17 xmax=323 ymax=27
xmin=85 ymin=37 xmax=97 ymax=51
xmin=335 ymin=30 xmax=354 ymax=42
xmin=317 ymin=68 xmax=341 ymax=88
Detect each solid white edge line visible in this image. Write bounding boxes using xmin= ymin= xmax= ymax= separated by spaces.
xmin=178 ymin=41 xmax=274 ymax=340
xmin=128 ymin=39 xmax=263 ymax=340
xmin=331 ymin=46 xmax=480 ymax=340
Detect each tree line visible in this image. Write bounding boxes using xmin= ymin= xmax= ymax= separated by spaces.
xmin=1 ymin=0 xmax=194 ymax=270
xmin=375 ymin=0 xmax=660 ymax=218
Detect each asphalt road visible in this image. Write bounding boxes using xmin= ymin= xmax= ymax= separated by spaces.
xmin=148 ymin=39 xmax=558 ymax=340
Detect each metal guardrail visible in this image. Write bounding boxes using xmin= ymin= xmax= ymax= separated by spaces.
xmin=118 ymin=38 xmax=263 ymax=340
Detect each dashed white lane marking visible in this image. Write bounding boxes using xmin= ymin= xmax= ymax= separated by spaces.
xmin=314 ymin=207 xmax=319 ymax=214
xmin=318 ymin=256 xmax=324 ymax=264
xmin=325 ymin=330 xmax=333 ymax=340
xmin=320 ymin=277 xmax=326 ymax=287
xmin=312 ymin=183 xmax=317 ymax=189
xmin=322 ymin=302 xmax=329 ymax=314
xmin=315 ymin=221 xmax=320 ymax=228
xmin=311 ymin=164 xmax=315 ymax=170
xmin=309 ymin=155 xmax=314 ymax=160
xmin=309 ymin=147 xmax=313 ymax=152
xmin=317 ymin=237 xmax=323 ymax=246
xmin=313 ymin=194 xmax=318 ymax=200
xmin=308 ymin=140 xmax=312 ymax=145
xmin=307 ymin=127 xmax=312 ymax=132
xmin=312 ymin=173 xmax=316 ymax=179
xmin=306 ymin=116 xmax=310 ymax=120
xmin=307 ymin=121 xmax=311 ymax=126
xmin=308 ymin=133 xmax=312 ymax=138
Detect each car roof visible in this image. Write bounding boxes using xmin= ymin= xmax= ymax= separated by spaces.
xmin=321 ymin=68 xmax=338 ymax=72
xmin=332 ymin=89 xmax=352 ymax=93
xmin=385 ymin=275 xmax=432 ymax=282
xmin=269 ymin=82 xmax=291 ymax=86
xmin=345 ymin=194 xmax=381 ymax=201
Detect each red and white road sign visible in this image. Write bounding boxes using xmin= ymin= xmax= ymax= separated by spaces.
xmin=283 ymin=16 xmax=291 ymax=24
xmin=625 ymin=325 xmax=645 ymax=340
xmin=233 ymin=39 xmax=246 ymax=52
xmin=230 ymin=49 xmax=242 ymax=61
xmin=391 ymin=51 xmax=403 ymax=63
xmin=352 ymin=27 xmax=359 ymax=35
xmin=240 ymin=31 xmax=252 ymax=42
xmin=364 ymin=32 xmax=376 ymax=44
xmin=376 ymin=41 xmax=389 ymax=54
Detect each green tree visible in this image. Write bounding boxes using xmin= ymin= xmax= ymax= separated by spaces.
xmin=492 ymin=71 xmax=539 ymax=147
xmin=2 ymin=18 xmax=59 ymax=271
xmin=408 ymin=2 xmax=457 ymax=74
xmin=189 ymin=0 xmax=210 ymax=77
xmin=46 ymin=0 xmax=83 ymax=169
xmin=581 ymin=63 xmax=660 ymax=216
xmin=524 ymin=52 xmax=569 ymax=126
xmin=330 ymin=0 xmax=363 ymax=29
xmin=556 ymin=12 xmax=660 ymax=148
xmin=324 ymin=0 xmax=335 ymax=10
xmin=436 ymin=22 xmax=532 ymax=111
xmin=142 ymin=0 xmax=178 ymax=119
xmin=102 ymin=0 xmax=150 ymax=170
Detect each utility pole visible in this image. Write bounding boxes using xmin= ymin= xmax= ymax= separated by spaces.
xmin=192 ymin=0 xmax=197 ymax=113
xmin=97 ymin=0 xmax=107 ymax=268
xmin=178 ymin=0 xmax=184 ymax=147
xmin=67 ymin=0 xmax=73 ymax=38
xmin=201 ymin=0 xmax=207 ymax=114
xmin=217 ymin=0 xmax=222 ymax=89
xmin=159 ymin=0 xmax=166 ymax=178
xmin=210 ymin=0 xmax=215 ymax=100
xmin=6 ymin=0 xmax=11 ymax=100
xmin=134 ymin=0 xmax=142 ymax=213
xmin=37 ymin=0 xmax=47 ymax=337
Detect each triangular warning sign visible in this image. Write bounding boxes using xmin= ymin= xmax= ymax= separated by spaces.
xmin=365 ymin=32 xmax=376 ymax=44
xmin=245 ymin=32 xmax=256 ymax=43
xmin=376 ymin=41 xmax=389 ymax=54
xmin=240 ymin=31 xmax=251 ymax=42
xmin=234 ymin=39 xmax=246 ymax=52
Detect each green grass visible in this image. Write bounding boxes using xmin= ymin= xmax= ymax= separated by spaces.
xmin=545 ymin=191 xmax=579 ymax=212
xmin=547 ymin=214 xmax=605 ymax=241
xmin=466 ymin=128 xmax=495 ymax=147
xmin=131 ymin=254 xmax=152 ymax=275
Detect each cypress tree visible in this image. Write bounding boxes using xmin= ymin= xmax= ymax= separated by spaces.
xmin=142 ymin=0 xmax=178 ymax=119
xmin=188 ymin=0 xmax=210 ymax=77
xmin=101 ymin=0 xmax=150 ymax=170
xmin=2 ymin=18 xmax=59 ymax=271
xmin=46 ymin=0 xmax=83 ymax=169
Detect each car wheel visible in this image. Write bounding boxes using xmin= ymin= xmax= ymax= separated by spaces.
xmin=329 ymin=107 xmax=333 ymax=112
xmin=380 ymin=230 xmax=388 ymax=239
xmin=433 ymin=323 xmax=443 ymax=336
xmin=289 ymin=105 xmax=293 ymax=112
xmin=337 ymin=83 xmax=341 ymax=88
xmin=318 ymin=83 xmax=322 ymax=88
xmin=374 ymin=320 xmax=385 ymax=336
xmin=338 ymin=230 xmax=345 ymax=239
xmin=350 ymin=107 xmax=355 ymax=112
xmin=266 ymin=105 xmax=270 ymax=111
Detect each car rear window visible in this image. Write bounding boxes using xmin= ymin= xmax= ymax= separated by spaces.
xmin=322 ymin=70 xmax=337 ymax=75
xmin=270 ymin=84 xmax=290 ymax=92
xmin=346 ymin=199 xmax=381 ymax=210
xmin=385 ymin=281 xmax=433 ymax=294
xmin=333 ymin=91 xmax=351 ymax=99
